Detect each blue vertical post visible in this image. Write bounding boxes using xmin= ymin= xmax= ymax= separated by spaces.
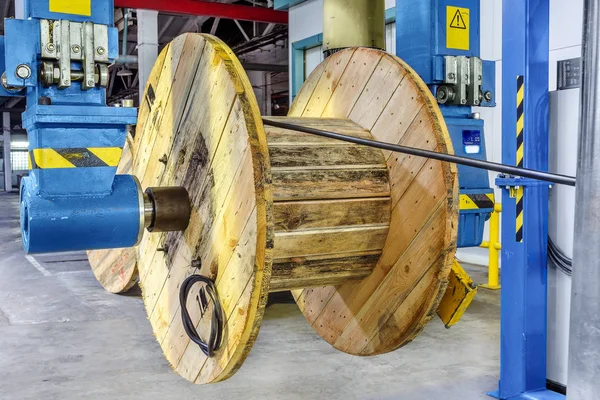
xmin=491 ymin=0 xmax=563 ymax=398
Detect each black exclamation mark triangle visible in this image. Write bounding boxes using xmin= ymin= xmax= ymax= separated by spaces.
xmin=450 ymin=10 xmax=467 ymax=29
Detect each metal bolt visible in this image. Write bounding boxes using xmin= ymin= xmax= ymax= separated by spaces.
xmin=96 ymin=46 xmax=106 ymax=55
xmin=448 ymin=72 xmax=456 ymax=80
xmin=71 ymin=45 xmax=81 ymax=54
xmin=478 ymin=75 xmax=482 ymax=81
xmin=15 ymin=64 xmax=31 ymax=79
xmin=159 ymin=154 xmax=168 ymax=164
xmin=191 ymin=259 xmax=202 ymax=269
xmin=87 ymin=80 xmax=95 ymax=87
xmin=484 ymin=91 xmax=493 ymax=101
xmin=46 ymin=43 xmax=55 ymax=52
xmin=157 ymin=246 xmax=169 ymax=253
xmin=474 ymin=100 xmax=480 ymax=105
xmin=122 ymin=99 xmax=134 ymax=108
xmin=461 ymin=99 xmax=467 ymax=105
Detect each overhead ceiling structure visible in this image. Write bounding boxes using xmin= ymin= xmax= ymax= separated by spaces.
xmin=0 ymin=0 xmax=289 ymax=107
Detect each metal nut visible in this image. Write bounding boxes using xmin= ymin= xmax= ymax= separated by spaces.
xmin=96 ymin=46 xmax=106 ymax=55
xmin=484 ymin=91 xmax=493 ymax=101
xmin=46 ymin=43 xmax=55 ymax=52
xmin=16 ymin=64 xmax=31 ymax=79
xmin=71 ymin=45 xmax=81 ymax=53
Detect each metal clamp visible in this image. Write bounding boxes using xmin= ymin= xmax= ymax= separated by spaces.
xmin=437 ymin=55 xmax=492 ymax=107
xmin=39 ymin=19 xmax=110 ymax=89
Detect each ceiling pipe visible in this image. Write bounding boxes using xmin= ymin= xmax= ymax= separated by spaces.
xmin=114 ymin=0 xmax=288 ymax=24
xmin=323 ymin=0 xmax=385 ymax=57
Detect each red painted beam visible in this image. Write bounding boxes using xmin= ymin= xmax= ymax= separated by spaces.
xmin=114 ymin=0 xmax=288 ymax=24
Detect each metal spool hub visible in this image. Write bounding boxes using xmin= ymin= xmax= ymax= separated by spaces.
xmin=132 ymin=33 xmax=458 ymax=384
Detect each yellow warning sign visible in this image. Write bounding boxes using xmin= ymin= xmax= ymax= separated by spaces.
xmin=49 ymin=0 xmax=91 ymax=16
xmin=447 ymin=6 xmax=470 ymax=51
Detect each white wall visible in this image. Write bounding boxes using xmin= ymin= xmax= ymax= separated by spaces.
xmin=546 ymin=0 xmax=583 ymax=387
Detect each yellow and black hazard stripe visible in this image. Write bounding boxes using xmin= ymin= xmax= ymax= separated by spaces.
xmin=29 ymin=148 xmax=123 ymax=169
xmin=459 ymin=193 xmax=495 ymax=210
xmin=516 ymin=187 xmax=524 ymax=242
xmin=517 ymin=76 xmax=524 ymax=168
xmin=516 ymin=75 xmax=525 ymax=242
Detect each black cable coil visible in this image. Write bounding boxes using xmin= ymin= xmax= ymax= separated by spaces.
xmin=179 ymin=274 xmax=224 ymax=357
xmin=548 ymin=236 xmax=573 ymax=276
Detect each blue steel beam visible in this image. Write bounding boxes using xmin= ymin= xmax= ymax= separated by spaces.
xmin=491 ymin=0 xmax=563 ymax=398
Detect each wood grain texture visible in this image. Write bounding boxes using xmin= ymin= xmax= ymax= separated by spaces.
xmin=270 ymin=251 xmax=381 ymax=292
xmin=133 ymin=34 xmax=273 ymax=384
xmin=289 ymin=47 xmax=459 ymax=356
xmin=265 ymin=118 xmax=391 ymax=293
xmin=86 ymin=134 xmax=138 ymax=293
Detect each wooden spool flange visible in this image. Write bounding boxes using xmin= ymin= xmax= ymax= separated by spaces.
xmin=133 ymin=33 xmax=458 ymax=384
xmin=87 ymin=135 xmax=139 ymax=293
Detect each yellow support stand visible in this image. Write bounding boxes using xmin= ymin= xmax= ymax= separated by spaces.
xmin=479 ymin=203 xmax=502 ymax=290
xmin=437 ymin=259 xmax=478 ymax=328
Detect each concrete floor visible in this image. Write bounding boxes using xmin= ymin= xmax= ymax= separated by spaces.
xmin=0 ymin=191 xmax=500 ymax=399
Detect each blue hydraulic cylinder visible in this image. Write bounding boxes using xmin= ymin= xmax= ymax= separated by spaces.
xmin=21 ymin=174 xmax=143 ymax=253
xmin=3 ymin=0 xmax=142 ymax=254
xmin=396 ymin=0 xmax=495 ymax=247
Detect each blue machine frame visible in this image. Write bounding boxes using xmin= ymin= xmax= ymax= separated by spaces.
xmin=490 ymin=0 xmax=564 ymax=398
xmin=396 ymin=0 xmax=495 ymax=248
xmin=3 ymin=0 xmax=140 ymax=253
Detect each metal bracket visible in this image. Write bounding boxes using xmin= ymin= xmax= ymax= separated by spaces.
xmin=496 ymin=175 xmax=553 ymax=188
xmin=437 ymin=55 xmax=491 ymax=106
xmin=39 ymin=19 xmax=110 ymax=89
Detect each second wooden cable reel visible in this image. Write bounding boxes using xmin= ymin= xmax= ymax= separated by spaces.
xmin=89 ymin=33 xmax=458 ymax=384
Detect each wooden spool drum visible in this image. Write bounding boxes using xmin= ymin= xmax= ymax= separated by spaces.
xmin=87 ymin=135 xmax=139 ymax=293
xmin=133 ymin=33 xmax=458 ymax=384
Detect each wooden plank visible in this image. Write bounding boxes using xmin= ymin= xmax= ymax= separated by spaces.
xmin=264 ymin=118 xmax=372 ymax=145
xmin=274 ymin=225 xmax=388 ymax=259
xmin=331 ymin=209 xmax=448 ymax=352
xmin=140 ymin=34 xmax=207 ymax=188
xmin=132 ymin=37 xmax=187 ymax=179
xmin=300 ymin=49 xmax=356 ymax=117
xmin=348 ymin=55 xmax=406 ymax=130
xmin=288 ymin=59 xmax=329 ymax=116
xmin=270 ymin=251 xmax=381 ymax=292
xmin=386 ymin=107 xmax=441 ymax=207
xmin=268 ymin=145 xmax=385 ymax=168
xmin=307 ymin=200 xmax=446 ymax=342
xmin=135 ymin=34 xmax=206 ymax=283
xmin=273 ymin=198 xmax=391 ymax=231
xmin=321 ymin=48 xmax=383 ymax=118
xmin=272 ymin=167 xmax=390 ymax=201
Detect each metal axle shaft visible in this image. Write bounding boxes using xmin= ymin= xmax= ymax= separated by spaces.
xmin=262 ymin=118 xmax=577 ymax=187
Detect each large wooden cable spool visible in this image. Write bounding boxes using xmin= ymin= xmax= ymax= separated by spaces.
xmin=87 ymin=134 xmax=139 ymax=293
xmin=133 ymin=33 xmax=458 ymax=384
